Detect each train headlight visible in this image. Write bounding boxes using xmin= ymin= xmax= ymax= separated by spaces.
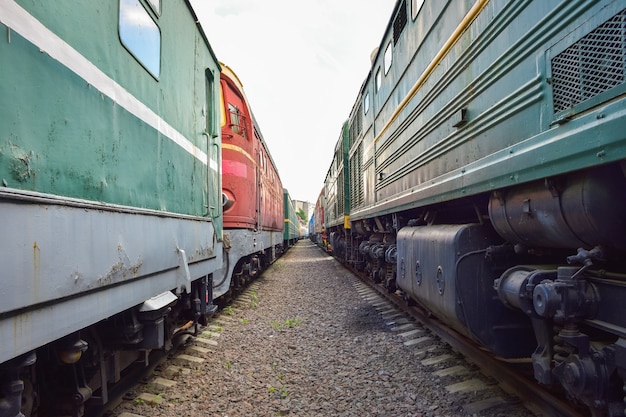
xmin=222 ymin=192 xmax=235 ymax=210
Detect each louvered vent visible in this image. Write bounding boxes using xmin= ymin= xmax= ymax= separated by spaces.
xmin=551 ymin=9 xmax=626 ymax=113
xmin=349 ymin=105 xmax=362 ymax=148
xmin=350 ymin=144 xmax=363 ymax=209
xmin=393 ymin=0 xmax=407 ymax=44
xmin=337 ymin=170 xmax=344 ymax=217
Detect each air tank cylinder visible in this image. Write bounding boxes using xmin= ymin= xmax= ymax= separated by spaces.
xmin=488 ymin=166 xmax=626 ymax=250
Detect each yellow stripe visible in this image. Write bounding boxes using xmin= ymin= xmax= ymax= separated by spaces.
xmin=222 ymin=143 xmax=255 ymax=165
xmin=220 ymin=63 xmax=245 ymax=90
xmin=374 ymin=0 xmax=490 ymax=144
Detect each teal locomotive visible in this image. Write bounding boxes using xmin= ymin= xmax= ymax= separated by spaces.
xmin=322 ymin=0 xmax=626 ymax=414
xmin=0 ymin=1 xmax=223 ymax=415
xmin=283 ymin=189 xmax=300 ymax=248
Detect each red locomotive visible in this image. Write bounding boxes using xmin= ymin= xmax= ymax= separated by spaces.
xmin=213 ymin=64 xmax=285 ymax=299
xmin=312 ymin=188 xmax=328 ymax=251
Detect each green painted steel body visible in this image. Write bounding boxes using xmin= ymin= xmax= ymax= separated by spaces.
xmin=0 ymin=0 xmax=224 ymax=375
xmin=324 ymin=121 xmax=350 ymax=229
xmin=1 ymin=0 xmax=222 ymax=229
xmin=283 ymin=189 xmax=299 ymax=243
xmin=342 ymin=122 xmax=351 ymax=221
xmin=347 ymin=0 xmax=626 ymax=221
xmin=320 ymin=0 xmax=626 ymax=412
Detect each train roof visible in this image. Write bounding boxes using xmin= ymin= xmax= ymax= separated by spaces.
xmin=353 ymin=0 xmax=401 ymax=100
xmin=185 ymin=1 xmax=220 ymax=64
xmin=369 ymin=0 xmax=402 ymax=74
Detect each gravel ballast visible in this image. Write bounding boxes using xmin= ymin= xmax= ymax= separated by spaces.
xmin=112 ymin=240 xmax=536 ymax=417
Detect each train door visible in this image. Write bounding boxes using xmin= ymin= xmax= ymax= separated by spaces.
xmin=206 ymin=69 xmax=222 ymax=236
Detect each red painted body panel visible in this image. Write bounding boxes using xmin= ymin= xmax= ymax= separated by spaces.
xmin=221 ymin=67 xmax=283 ymax=232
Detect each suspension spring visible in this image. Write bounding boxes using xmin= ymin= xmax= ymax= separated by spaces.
xmin=553 ymin=325 xmax=576 ymax=364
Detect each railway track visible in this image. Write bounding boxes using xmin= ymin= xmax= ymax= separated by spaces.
xmin=350 ymin=267 xmax=588 ymax=417
xmin=95 ymin=241 xmax=584 ymax=417
xmin=85 ymin=324 xmax=214 ymax=417
xmin=107 ymin=323 xmax=226 ymax=417
xmin=99 ymin=285 xmax=261 ymax=417
xmin=94 ymin=290 xmax=258 ymax=417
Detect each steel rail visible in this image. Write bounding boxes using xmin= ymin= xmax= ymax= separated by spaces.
xmin=347 ymin=264 xmax=588 ymax=417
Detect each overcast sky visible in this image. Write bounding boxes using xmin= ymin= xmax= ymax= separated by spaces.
xmin=190 ymin=0 xmax=397 ymax=206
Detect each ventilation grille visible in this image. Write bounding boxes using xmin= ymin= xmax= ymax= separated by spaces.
xmin=350 ymin=144 xmax=363 ymax=210
xmin=393 ymin=0 xmax=407 ymax=44
xmin=551 ymin=9 xmax=626 ymax=113
xmin=337 ymin=169 xmax=344 ymax=217
xmin=349 ymin=105 xmax=362 ymax=149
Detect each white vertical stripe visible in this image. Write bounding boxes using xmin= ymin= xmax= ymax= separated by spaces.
xmin=0 ymin=0 xmax=216 ymax=170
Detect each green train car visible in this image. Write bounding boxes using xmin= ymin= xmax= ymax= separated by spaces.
xmin=0 ymin=1 xmax=222 ymax=415
xmin=324 ymin=121 xmax=351 ymax=253
xmin=323 ymin=0 xmax=626 ymax=414
xmin=283 ymin=189 xmax=300 ymax=247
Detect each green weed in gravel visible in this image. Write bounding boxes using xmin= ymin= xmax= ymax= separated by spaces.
xmin=270 ymin=318 xmax=302 ymax=331
xmin=284 ymin=318 xmax=302 ymax=327
xmin=250 ymin=290 xmax=259 ymax=308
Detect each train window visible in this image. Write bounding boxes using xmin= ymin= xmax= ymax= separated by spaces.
xmin=228 ymin=103 xmax=238 ymax=133
xmin=375 ymin=68 xmax=382 ymax=92
xmin=411 ymin=0 xmax=424 ymax=21
xmin=384 ymin=42 xmax=392 ymax=75
xmin=228 ymin=103 xmax=247 ymax=138
xmin=363 ymin=92 xmax=370 ymax=114
xmin=119 ymin=0 xmax=161 ymax=78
